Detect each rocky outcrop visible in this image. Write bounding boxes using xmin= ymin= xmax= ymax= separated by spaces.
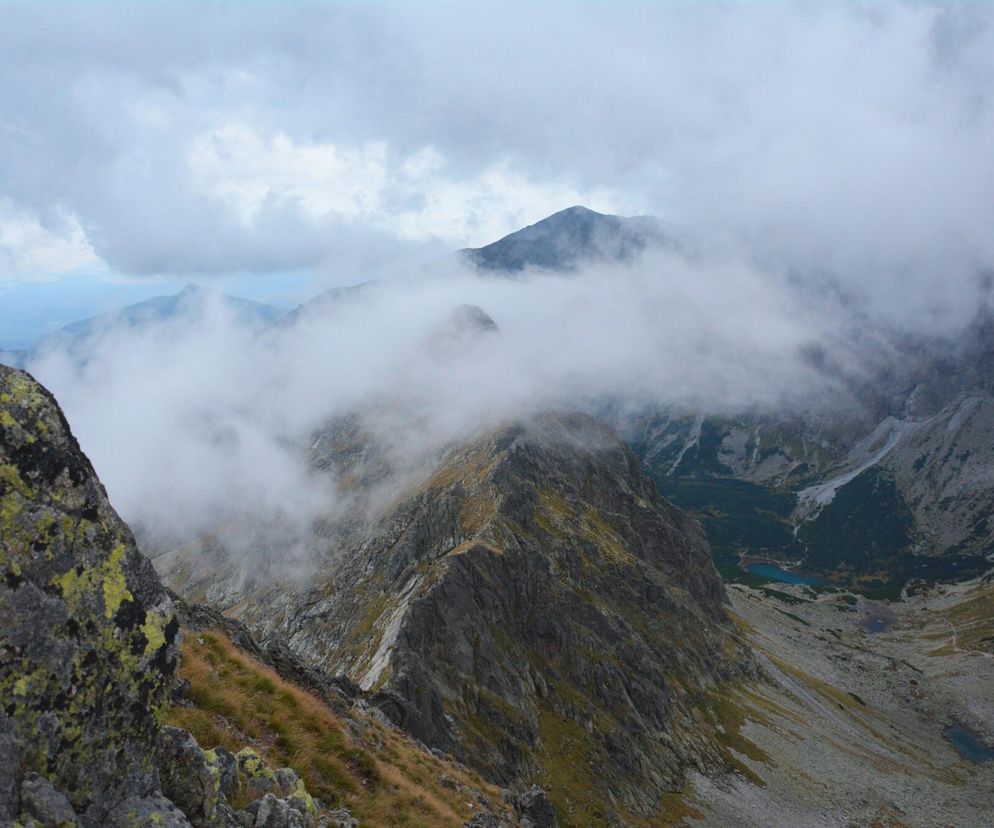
xmin=0 ymin=365 xmax=325 ymax=828
xmin=169 ymin=410 xmax=753 ymax=824
xmin=0 ymin=364 xmax=180 ymax=825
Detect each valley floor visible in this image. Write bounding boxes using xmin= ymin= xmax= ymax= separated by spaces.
xmin=687 ymin=578 xmax=994 ymax=827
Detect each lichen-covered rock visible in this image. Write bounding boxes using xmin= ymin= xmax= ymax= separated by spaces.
xmin=103 ymin=793 xmax=192 ymax=827
xmin=159 ymin=726 xmax=243 ymax=827
xmin=243 ymin=793 xmax=309 ymax=828
xmin=237 ymin=747 xmax=281 ymax=800
xmin=209 ymin=745 xmax=240 ymax=801
xmin=230 ymin=748 xmax=318 ymax=826
xmin=19 ymin=772 xmax=80 ymax=827
xmin=0 ymin=365 xmax=180 ymax=825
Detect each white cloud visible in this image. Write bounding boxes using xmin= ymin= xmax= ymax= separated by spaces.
xmin=27 ymin=247 xmax=836 ymax=559
xmin=0 ymin=201 xmax=98 ymax=282
xmin=187 ymin=124 xmax=630 ymax=247
xmin=0 ymin=1 xmax=991 ymax=326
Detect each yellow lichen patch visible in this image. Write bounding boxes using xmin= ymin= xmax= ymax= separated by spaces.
xmin=1 ymin=463 xmax=31 ymax=498
xmin=101 ymin=544 xmax=133 ymax=618
xmin=53 ymin=542 xmax=134 ymax=619
xmin=141 ymin=612 xmax=167 ymax=654
xmin=5 ymin=370 xmax=47 ymax=408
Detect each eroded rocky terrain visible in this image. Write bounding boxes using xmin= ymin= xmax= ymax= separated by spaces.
xmin=686 ymin=578 xmax=994 ymax=826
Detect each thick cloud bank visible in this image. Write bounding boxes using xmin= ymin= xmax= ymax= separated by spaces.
xmin=26 ymin=248 xmax=845 ymax=556
xmin=7 ymin=0 xmax=994 ymax=566
xmin=2 ymin=2 xmax=993 ymax=330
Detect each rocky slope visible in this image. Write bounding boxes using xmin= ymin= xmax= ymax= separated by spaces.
xmin=0 ymin=363 xmax=184 ymax=826
xmin=684 ymin=576 xmax=994 ymax=826
xmin=160 ymin=410 xmax=756 ymax=826
xmin=0 ymin=364 xmax=535 ymax=828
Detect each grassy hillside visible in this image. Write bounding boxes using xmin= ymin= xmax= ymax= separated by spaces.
xmin=166 ymin=630 xmax=511 ymax=827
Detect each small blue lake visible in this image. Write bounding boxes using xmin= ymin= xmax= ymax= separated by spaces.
xmin=945 ymin=725 xmax=994 ymax=764
xmin=746 ymin=562 xmax=825 ymax=585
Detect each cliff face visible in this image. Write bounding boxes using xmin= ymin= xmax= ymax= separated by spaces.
xmin=164 ymin=411 xmax=754 ymax=825
xmin=0 ymin=364 xmax=180 ymax=824
xmin=0 ymin=367 xmax=349 ymax=828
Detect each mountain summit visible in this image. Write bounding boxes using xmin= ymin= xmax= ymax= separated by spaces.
xmin=461 ymin=205 xmax=671 ymax=274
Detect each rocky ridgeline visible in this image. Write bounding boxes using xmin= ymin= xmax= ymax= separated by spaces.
xmin=164 ymin=410 xmax=755 ymax=824
xmin=0 ymin=365 xmax=340 ymax=828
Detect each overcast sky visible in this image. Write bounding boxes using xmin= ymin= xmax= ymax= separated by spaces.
xmin=2 ymin=1 xmax=994 ymax=342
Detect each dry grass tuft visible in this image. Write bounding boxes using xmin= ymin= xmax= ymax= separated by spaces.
xmin=166 ymin=629 xmax=509 ymax=826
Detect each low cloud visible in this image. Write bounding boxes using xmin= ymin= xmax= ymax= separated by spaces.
xmin=26 ymin=245 xmax=851 ymax=564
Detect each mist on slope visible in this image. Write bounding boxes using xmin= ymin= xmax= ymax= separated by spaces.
xmin=25 ymin=244 xmax=854 ymax=566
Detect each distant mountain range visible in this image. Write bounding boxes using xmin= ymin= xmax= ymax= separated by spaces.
xmin=48 ymin=283 xmax=284 ymax=345
xmin=465 ymin=206 xmax=994 ymax=591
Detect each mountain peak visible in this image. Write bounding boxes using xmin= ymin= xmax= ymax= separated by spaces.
xmin=461 ymin=205 xmax=666 ymax=274
xmin=547 ymin=204 xmax=604 ymax=219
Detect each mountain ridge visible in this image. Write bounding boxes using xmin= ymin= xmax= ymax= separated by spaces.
xmin=159 ymin=409 xmax=756 ymax=826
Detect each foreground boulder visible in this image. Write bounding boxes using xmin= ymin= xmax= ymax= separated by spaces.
xmin=0 ymin=364 xmax=180 ymax=825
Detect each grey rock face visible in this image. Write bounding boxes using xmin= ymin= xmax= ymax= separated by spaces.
xmin=19 ymin=772 xmax=80 ymax=827
xmin=0 ymin=723 xmax=22 ymax=821
xmin=244 ymin=793 xmax=309 ymax=828
xmin=158 ymin=726 xmax=243 ymax=827
xmin=322 ymin=808 xmax=359 ymax=828
xmin=0 ymin=365 xmax=180 ymax=825
xmin=103 ymin=794 xmax=193 ymax=828
xmin=464 ymin=812 xmax=513 ymax=828
xmin=515 ymin=786 xmax=557 ymax=828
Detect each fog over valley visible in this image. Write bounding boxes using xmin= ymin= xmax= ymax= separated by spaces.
xmin=3 ymin=4 xmax=994 ymax=827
